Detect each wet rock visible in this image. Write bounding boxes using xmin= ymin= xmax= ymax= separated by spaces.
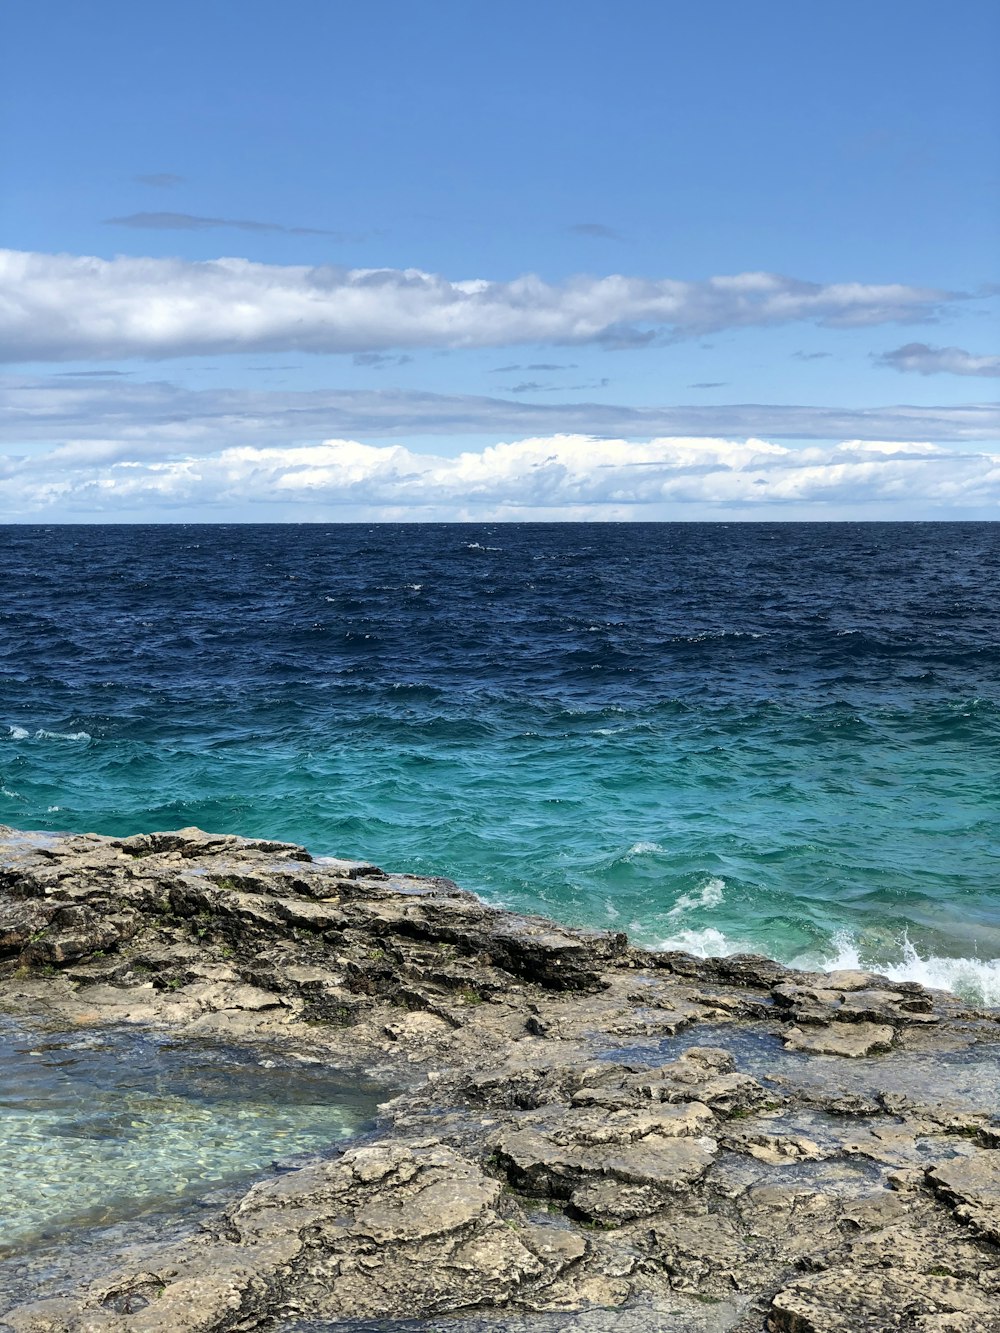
xmin=3 ymin=1141 xmax=591 ymax=1331
xmin=628 ymin=1047 xmax=775 ymax=1115
xmin=783 ymin=1021 xmax=897 ymax=1057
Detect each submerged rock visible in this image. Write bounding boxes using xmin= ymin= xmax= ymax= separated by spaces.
xmin=1 ymin=825 xmax=998 ymax=1332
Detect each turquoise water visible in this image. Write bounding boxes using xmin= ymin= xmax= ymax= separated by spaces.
xmin=2 ymin=523 xmax=999 ymax=1001
xmin=0 ymin=1016 xmax=382 ymax=1258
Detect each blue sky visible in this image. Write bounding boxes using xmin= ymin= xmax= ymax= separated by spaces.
xmin=1 ymin=0 xmax=998 ymax=519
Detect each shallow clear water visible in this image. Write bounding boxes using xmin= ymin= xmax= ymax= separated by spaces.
xmin=599 ymin=1022 xmax=1000 ymax=1115
xmin=2 ymin=522 xmax=999 ymax=1000
xmin=0 ymin=1015 xmax=381 ymax=1257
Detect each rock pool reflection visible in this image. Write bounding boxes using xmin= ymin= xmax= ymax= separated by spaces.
xmin=0 ymin=1014 xmax=383 ymax=1257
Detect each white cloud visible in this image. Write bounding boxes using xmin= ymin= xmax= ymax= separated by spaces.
xmin=2 ymin=434 xmax=998 ymax=520
xmin=877 ymin=342 xmax=1000 ymax=377
xmin=0 ymin=249 xmax=952 ymax=362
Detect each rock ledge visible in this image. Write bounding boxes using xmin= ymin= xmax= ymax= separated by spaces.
xmin=2 ymin=826 xmax=999 ymax=1333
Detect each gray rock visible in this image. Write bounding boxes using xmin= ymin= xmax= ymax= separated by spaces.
xmin=0 ymin=824 xmax=997 ymax=1332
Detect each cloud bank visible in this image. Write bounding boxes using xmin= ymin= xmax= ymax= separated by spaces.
xmin=3 ymin=377 xmax=996 ymax=451
xmin=877 ymin=343 xmax=1000 ymax=377
xmin=0 ymin=249 xmax=953 ymax=362
xmin=3 ymin=434 xmax=997 ymax=520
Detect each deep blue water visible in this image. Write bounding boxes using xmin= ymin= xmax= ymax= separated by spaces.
xmin=2 ymin=523 xmax=998 ymax=1000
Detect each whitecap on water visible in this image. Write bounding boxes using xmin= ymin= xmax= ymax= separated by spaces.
xmin=6 ymin=726 xmax=29 ymax=741
xmin=34 ymin=730 xmax=91 ymax=742
xmin=623 ymin=841 xmax=665 ymax=859
xmin=667 ymin=877 xmax=726 ymax=918
xmin=653 ymin=926 xmax=752 ymax=958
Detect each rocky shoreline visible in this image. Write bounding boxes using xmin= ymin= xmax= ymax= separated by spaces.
xmin=1 ymin=825 xmax=999 ymax=1332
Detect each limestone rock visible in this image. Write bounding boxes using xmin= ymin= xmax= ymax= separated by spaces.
xmin=928 ymin=1153 xmax=1000 ymax=1245
xmin=783 ymin=1021 xmax=896 ymax=1057
xmin=768 ymin=1268 xmax=1000 ymax=1333
xmin=0 ymin=824 xmax=996 ymax=1331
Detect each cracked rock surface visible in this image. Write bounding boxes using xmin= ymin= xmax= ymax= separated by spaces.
xmin=1 ymin=826 xmax=999 ymax=1332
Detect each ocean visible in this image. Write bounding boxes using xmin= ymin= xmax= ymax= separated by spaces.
xmin=2 ymin=522 xmax=998 ymax=1002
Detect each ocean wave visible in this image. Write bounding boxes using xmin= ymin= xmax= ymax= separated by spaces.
xmin=822 ymin=934 xmax=1000 ymax=1008
xmin=667 ymin=877 xmax=725 ymax=918
xmin=653 ymin=926 xmax=753 ymax=958
xmin=650 ymin=924 xmax=1000 ymax=1007
xmin=6 ymin=725 xmax=91 ymax=743
xmin=622 ymin=841 xmax=665 ymax=860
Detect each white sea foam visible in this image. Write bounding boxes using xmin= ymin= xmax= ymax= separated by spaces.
xmin=821 ymin=933 xmax=1000 ymax=1008
xmin=654 ymin=926 xmax=750 ymax=958
xmin=667 ymin=877 xmax=726 ymax=918
xmin=624 ymin=841 xmax=664 ymax=858
xmin=7 ymin=726 xmax=30 ymax=740
xmin=649 ymin=922 xmax=1000 ymax=1008
xmin=34 ymin=730 xmax=91 ymax=742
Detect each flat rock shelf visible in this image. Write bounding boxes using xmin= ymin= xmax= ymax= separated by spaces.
xmin=1 ymin=825 xmax=999 ymax=1333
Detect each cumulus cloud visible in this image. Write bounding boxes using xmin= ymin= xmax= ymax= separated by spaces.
xmin=2 ymin=434 xmax=998 ymax=520
xmin=876 ymin=343 xmax=1000 ymax=377
xmin=105 ymin=212 xmax=352 ymax=238
xmin=2 ymin=377 xmax=996 ymax=452
xmin=0 ymin=249 xmax=954 ymax=363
